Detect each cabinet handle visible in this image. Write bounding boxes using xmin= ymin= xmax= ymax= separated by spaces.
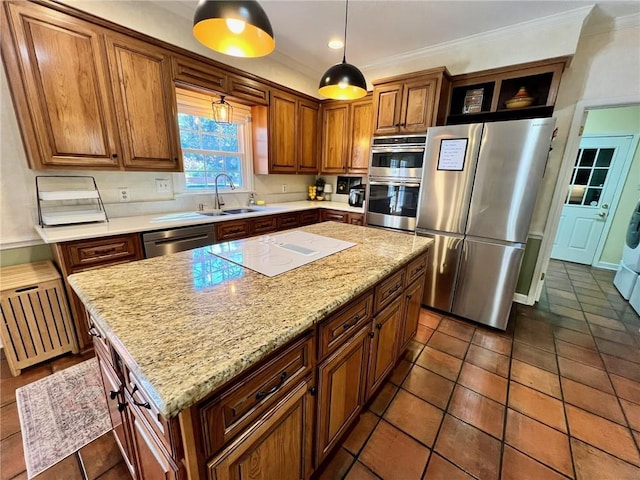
xmin=407 ymin=294 xmax=412 ymax=300
xmin=308 ymin=386 xmax=317 ymax=396
xmin=384 ymin=284 xmax=401 ymax=299
xmin=109 ymin=390 xmax=118 ymax=400
xmin=342 ymin=313 xmax=360 ymax=330
xmin=111 ymin=153 xmax=118 ymax=158
xmin=88 ymin=325 xmax=102 ymax=338
xmin=376 ymin=323 xmax=383 ymax=330
xmin=256 ymin=371 xmax=287 ymax=400
xmin=369 ymin=331 xmax=375 ymax=338
xmin=117 ymin=402 xmax=127 ymax=412
xmin=128 ymin=385 xmax=151 ymax=409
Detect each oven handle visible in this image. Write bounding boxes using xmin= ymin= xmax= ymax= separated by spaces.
xmin=371 ymin=147 xmax=425 ymax=153
xmin=369 ymin=181 xmax=421 ymax=188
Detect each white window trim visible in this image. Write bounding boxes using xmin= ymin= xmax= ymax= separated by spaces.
xmin=175 ymin=88 xmax=254 ymax=196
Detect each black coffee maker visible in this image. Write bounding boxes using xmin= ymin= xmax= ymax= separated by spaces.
xmin=348 ymin=187 xmax=365 ymax=207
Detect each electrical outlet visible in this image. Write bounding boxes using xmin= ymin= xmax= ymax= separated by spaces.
xmin=118 ymin=187 xmax=130 ymax=202
xmin=156 ymin=179 xmax=171 ymax=193
xmin=281 ymin=184 xmax=287 ymax=193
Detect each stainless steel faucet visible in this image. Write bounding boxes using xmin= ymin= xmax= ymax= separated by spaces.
xmin=214 ymin=173 xmax=236 ymax=210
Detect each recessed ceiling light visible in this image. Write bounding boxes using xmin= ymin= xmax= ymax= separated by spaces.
xmin=328 ymin=39 xmax=343 ymax=49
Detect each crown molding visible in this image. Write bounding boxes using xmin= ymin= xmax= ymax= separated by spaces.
xmin=359 ymin=6 xmax=594 ymax=71
xmin=581 ymin=11 xmax=640 ymax=37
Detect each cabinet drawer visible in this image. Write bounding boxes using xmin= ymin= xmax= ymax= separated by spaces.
xmin=374 ymin=269 xmax=405 ymax=313
xmin=322 ymin=210 xmax=347 ymax=223
xmin=277 ymin=213 xmax=299 ymax=230
xmin=125 ymin=368 xmax=176 ymax=455
xmin=405 ymin=252 xmax=427 ymax=287
xmin=318 ymin=291 xmax=373 ymax=359
xmin=299 ymin=210 xmax=319 ymax=225
xmin=198 ymin=332 xmax=314 ymax=458
xmin=215 ymin=220 xmax=250 ymax=241
xmin=65 ymin=234 xmax=142 ymax=270
xmin=250 ymin=216 xmax=278 ymax=235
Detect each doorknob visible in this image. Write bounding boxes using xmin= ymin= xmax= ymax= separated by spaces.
xmin=598 ymin=212 xmax=606 ymax=218
xmin=602 ymin=204 xmax=609 ymax=209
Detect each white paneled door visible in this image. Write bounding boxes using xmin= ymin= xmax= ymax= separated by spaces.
xmin=552 ymin=135 xmax=633 ymax=264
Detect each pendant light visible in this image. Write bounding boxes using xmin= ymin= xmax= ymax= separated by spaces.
xmin=212 ymin=95 xmax=233 ymax=123
xmin=193 ymin=0 xmax=275 ymax=58
xmin=318 ymin=0 xmax=367 ymax=100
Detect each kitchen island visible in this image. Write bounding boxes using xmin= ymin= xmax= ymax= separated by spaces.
xmin=69 ymin=222 xmax=431 ymax=480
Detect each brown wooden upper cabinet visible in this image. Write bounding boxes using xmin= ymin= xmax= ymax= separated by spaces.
xmin=254 ymin=89 xmax=319 ymax=174
xmin=320 ymin=95 xmax=373 ymax=175
xmin=446 ymin=57 xmax=570 ymax=125
xmin=2 ymin=1 xmax=181 ymax=171
xmin=372 ymin=67 xmax=451 ymax=135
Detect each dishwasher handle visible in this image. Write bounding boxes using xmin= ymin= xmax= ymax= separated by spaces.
xmin=142 ymin=225 xmax=216 ymax=258
xmin=151 ymin=232 xmax=210 ymax=246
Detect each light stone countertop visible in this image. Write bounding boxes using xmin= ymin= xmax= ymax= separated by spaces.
xmin=68 ymin=222 xmax=431 ymax=418
xmin=35 ymin=201 xmax=364 ymax=243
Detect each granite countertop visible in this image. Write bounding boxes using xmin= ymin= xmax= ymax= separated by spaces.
xmin=35 ymin=201 xmax=364 ymax=244
xmin=68 ymin=222 xmax=431 ymax=418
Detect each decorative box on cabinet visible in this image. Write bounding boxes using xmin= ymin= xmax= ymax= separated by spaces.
xmin=0 ymin=261 xmax=78 ymax=376
xmin=372 ymin=67 xmax=451 ymax=135
xmin=446 ymin=57 xmax=570 ymax=125
xmin=320 ymin=95 xmax=373 ymax=175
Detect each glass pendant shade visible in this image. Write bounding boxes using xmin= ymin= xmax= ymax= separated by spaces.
xmin=318 ymin=60 xmax=367 ymax=100
xmin=193 ymin=0 xmax=275 ymax=57
xmin=212 ymin=96 xmax=233 ymax=123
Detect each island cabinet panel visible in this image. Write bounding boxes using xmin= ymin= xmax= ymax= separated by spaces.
xmin=315 ymin=325 xmax=370 ymax=466
xmin=398 ymin=274 xmax=426 ymax=354
xmin=318 ymin=292 xmax=373 ymax=359
xmin=2 ymin=1 xmax=121 ymax=169
xmin=207 ymin=377 xmax=315 ymax=480
xmin=105 ymin=33 xmax=181 ymax=171
xmin=374 ymin=268 xmax=406 ymax=313
xmin=197 ymin=333 xmax=314 ymax=459
xmin=366 ymin=295 xmax=403 ymax=399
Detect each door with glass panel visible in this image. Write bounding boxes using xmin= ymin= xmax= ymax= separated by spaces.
xmin=552 ymin=135 xmax=633 ymax=264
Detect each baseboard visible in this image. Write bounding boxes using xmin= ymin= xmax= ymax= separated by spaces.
xmin=594 ymin=261 xmax=619 ymax=271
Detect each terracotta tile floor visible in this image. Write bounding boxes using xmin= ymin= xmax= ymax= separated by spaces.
xmin=1 ymin=260 xmax=639 ymax=479
xmin=317 ymin=260 xmax=640 ymax=479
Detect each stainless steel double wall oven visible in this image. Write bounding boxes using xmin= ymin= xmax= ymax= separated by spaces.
xmin=366 ymin=134 xmax=427 ymax=232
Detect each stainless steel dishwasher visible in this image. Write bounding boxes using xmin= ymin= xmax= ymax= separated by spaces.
xmin=142 ymin=224 xmax=216 ymax=258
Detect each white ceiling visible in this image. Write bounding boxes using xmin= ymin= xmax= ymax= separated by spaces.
xmin=155 ymin=0 xmax=640 ymax=77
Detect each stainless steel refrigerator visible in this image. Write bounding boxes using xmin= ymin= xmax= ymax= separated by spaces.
xmin=416 ymin=118 xmax=555 ymax=330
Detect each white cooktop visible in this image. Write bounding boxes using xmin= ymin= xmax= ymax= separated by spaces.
xmin=209 ymin=231 xmax=356 ymax=277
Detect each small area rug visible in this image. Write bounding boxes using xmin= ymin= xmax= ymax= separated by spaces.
xmin=16 ymin=357 xmax=111 ymax=479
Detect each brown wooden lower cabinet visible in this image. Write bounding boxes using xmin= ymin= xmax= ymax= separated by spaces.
xmin=89 ymin=239 xmax=427 ymax=480
xmin=207 ymin=377 xmax=315 ymax=480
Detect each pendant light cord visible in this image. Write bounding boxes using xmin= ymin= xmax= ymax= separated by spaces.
xmin=342 ymin=0 xmax=349 ymax=63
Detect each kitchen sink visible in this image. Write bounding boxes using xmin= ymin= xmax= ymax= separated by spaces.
xmin=197 ymin=211 xmax=227 ymax=216
xmin=222 ymin=208 xmax=257 ymax=214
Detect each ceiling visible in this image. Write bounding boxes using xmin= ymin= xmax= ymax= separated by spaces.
xmin=156 ymin=1 xmax=640 ymax=77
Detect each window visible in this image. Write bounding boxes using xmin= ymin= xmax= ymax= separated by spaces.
xmin=176 ymin=88 xmax=253 ymax=192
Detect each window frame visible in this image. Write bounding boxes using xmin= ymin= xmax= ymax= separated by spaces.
xmin=175 ymin=88 xmax=254 ymax=195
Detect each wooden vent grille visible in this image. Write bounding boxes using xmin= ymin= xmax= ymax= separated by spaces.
xmin=0 ymin=261 xmax=78 ymax=376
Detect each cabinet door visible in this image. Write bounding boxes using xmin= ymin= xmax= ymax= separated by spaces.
xmin=348 ymin=99 xmax=373 ymax=173
xmin=367 ymin=296 xmax=402 ymax=399
xmin=215 ymin=220 xmax=251 ymax=241
xmin=269 ymin=90 xmax=298 ymax=173
xmin=398 ymin=276 xmax=425 ymax=354
xmin=208 ymin=378 xmax=314 ymax=480
xmin=348 ymin=213 xmax=365 ymax=226
xmin=298 ymin=99 xmax=319 ymax=174
xmin=129 ymin=403 xmax=180 ymax=480
xmin=399 ymin=77 xmax=437 ymax=133
xmin=372 ymin=83 xmax=402 ymax=135
xmin=316 ymin=326 xmax=369 ymax=465
xmin=97 ymin=353 xmax=136 ymax=477
xmin=320 ymin=103 xmax=349 ymax=174
xmin=3 ymin=2 xmax=120 ymax=169
xmin=105 ymin=33 xmax=181 ymax=171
